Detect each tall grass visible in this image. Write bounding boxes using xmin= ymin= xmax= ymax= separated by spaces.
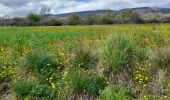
xmin=105 ymin=34 xmax=137 ymax=73
xmin=101 ymin=85 xmax=131 ymax=100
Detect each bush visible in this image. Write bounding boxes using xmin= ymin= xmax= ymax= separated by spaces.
xmin=71 ymin=47 xmax=98 ymax=70
xmin=13 ymin=80 xmax=37 ymax=96
xmin=100 ymin=85 xmax=131 ymax=100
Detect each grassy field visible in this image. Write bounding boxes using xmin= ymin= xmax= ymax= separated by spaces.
xmin=1 ymin=24 xmax=170 ymax=100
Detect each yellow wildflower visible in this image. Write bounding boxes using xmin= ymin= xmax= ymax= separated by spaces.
xmin=51 ymin=83 xmax=56 ymax=89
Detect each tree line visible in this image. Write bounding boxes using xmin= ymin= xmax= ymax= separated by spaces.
xmin=1 ymin=9 xmax=170 ymax=26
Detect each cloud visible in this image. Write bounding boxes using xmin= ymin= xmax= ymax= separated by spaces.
xmin=0 ymin=0 xmax=37 ymax=7
xmin=0 ymin=0 xmax=170 ymax=17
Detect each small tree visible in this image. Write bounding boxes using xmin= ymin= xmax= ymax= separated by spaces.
xmin=67 ymin=14 xmax=81 ymax=25
xmin=131 ymin=12 xmax=144 ymax=23
xmin=100 ymin=11 xmax=116 ymax=24
xmin=27 ymin=13 xmax=42 ymax=23
xmin=122 ymin=9 xmax=133 ymax=23
xmin=84 ymin=16 xmax=96 ymax=25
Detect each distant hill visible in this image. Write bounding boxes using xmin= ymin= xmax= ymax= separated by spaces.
xmin=119 ymin=7 xmax=170 ymax=13
xmin=48 ymin=7 xmax=170 ymax=18
xmin=49 ymin=10 xmax=113 ymax=18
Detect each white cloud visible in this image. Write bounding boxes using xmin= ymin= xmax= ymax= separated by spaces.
xmin=0 ymin=0 xmax=170 ymax=17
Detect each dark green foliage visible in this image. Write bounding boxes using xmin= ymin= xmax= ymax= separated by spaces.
xmin=27 ymin=13 xmax=42 ymax=22
xmin=47 ymin=19 xmax=63 ymax=26
xmin=101 ymin=16 xmax=114 ymax=24
xmin=67 ymin=14 xmax=81 ymax=25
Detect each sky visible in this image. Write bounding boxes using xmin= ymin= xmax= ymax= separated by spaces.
xmin=0 ymin=0 xmax=170 ymax=17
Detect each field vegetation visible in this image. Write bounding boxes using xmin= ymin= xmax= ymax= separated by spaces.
xmin=1 ymin=24 xmax=170 ymax=99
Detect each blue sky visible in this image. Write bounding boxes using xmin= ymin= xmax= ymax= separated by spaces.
xmin=0 ymin=0 xmax=170 ymax=17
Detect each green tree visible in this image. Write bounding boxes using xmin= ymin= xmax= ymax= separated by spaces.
xmin=27 ymin=13 xmax=42 ymax=22
xmin=67 ymin=14 xmax=81 ymax=25
xmin=100 ymin=10 xmax=116 ymax=24
xmin=84 ymin=16 xmax=96 ymax=25
xmin=122 ymin=9 xmax=133 ymax=22
xmin=131 ymin=12 xmax=144 ymax=23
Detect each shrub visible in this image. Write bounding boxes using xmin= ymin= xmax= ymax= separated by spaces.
xmin=100 ymin=85 xmax=131 ymax=100
xmin=71 ymin=47 xmax=98 ymax=70
xmin=13 ymin=80 xmax=37 ymax=96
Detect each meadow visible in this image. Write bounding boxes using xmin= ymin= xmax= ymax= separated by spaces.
xmin=0 ymin=24 xmax=170 ymax=100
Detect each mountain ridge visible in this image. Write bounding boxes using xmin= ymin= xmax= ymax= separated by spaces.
xmin=49 ymin=7 xmax=170 ymax=18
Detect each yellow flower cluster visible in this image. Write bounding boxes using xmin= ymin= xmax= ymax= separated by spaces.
xmin=134 ymin=61 xmax=151 ymax=87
